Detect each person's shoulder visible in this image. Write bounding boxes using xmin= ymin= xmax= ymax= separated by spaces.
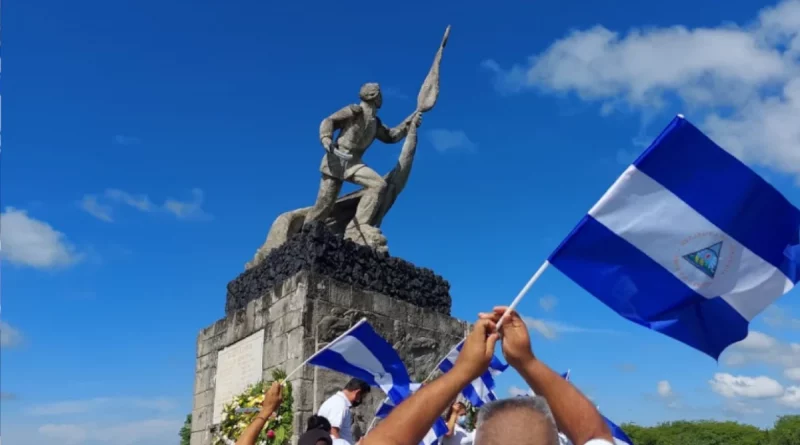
xmin=348 ymin=104 xmax=362 ymax=114
xmin=319 ymin=394 xmax=344 ymax=410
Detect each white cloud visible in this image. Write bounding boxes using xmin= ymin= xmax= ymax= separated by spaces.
xmin=28 ymin=397 xmax=177 ymax=416
xmin=722 ymin=330 xmax=800 ymax=369
xmin=778 ymin=386 xmax=800 ymax=408
xmin=0 ymin=207 xmax=81 ymax=269
xmin=163 ymin=188 xmax=210 ymax=220
xmin=785 ymin=368 xmax=800 ymax=381
xmin=483 ymin=0 xmax=800 ymax=179
xmin=105 ymin=189 xmax=155 ymax=212
xmin=657 ymin=380 xmax=673 ymax=398
xmin=427 ymin=129 xmax=477 ymax=153
xmin=80 ymin=188 xmax=210 ymax=222
xmin=38 ymin=418 xmax=181 ymax=445
xmin=709 ymin=373 xmax=785 ymax=399
xmin=723 ymin=400 xmax=764 ymax=417
xmin=0 ymin=320 xmax=23 ymax=348
xmin=522 ymin=316 xmax=619 ymax=340
xmin=539 ymin=295 xmax=558 ymax=312
xmin=79 ymin=195 xmax=113 ymax=222
xmin=39 ymin=423 xmax=87 ymax=445
xmin=761 ymin=305 xmax=800 ymax=329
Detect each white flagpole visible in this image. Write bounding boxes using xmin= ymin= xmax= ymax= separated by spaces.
xmin=495 ymin=261 xmax=550 ymax=330
xmin=283 ymin=318 xmax=368 ymax=382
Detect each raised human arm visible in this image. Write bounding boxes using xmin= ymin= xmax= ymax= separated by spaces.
xmin=320 ymin=105 xmax=359 ymax=151
xmin=445 ymin=405 xmax=459 ymax=437
xmin=235 ymin=382 xmax=282 ymax=445
xmin=481 ymin=307 xmax=612 ymax=445
xmin=362 ymin=320 xmax=498 ymax=445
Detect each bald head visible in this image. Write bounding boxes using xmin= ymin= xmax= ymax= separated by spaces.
xmin=474 ymin=397 xmax=559 ymax=445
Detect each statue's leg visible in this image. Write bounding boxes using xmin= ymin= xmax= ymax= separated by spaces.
xmin=305 ymin=174 xmax=343 ymax=224
xmin=347 ymin=165 xmax=388 ymax=230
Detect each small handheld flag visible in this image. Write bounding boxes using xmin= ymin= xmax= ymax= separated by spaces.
xmin=437 ymin=339 xmax=508 ymax=407
xmin=300 ymin=319 xmax=413 ymax=404
xmin=549 ymin=115 xmax=800 ymax=359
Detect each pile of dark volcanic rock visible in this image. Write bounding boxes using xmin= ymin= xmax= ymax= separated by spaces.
xmin=225 ymin=222 xmax=451 ymax=316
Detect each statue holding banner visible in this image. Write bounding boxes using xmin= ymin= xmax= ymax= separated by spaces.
xmin=305 ymin=84 xmax=423 ymax=244
xmin=246 ymin=26 xmax=451 ymax=270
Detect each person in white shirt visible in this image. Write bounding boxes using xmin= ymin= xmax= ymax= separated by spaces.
xmin=442 ymin=402 xmax=474 ymax=445
xmin=361 ymin=310 xmax=614 ymax=445
xmin=317 ymin=378 xmax=371 ymax=445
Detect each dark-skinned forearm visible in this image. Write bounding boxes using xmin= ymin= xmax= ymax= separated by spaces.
xmin=235 ymin=406 xmax=276 ymax=445
xmin=363 ymin=368 xmax=472 ymax=445
xmin=515 ymin=358 xmax=612 ymax=445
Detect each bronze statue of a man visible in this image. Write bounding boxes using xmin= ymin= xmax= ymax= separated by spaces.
xmin=306 ymin=82 xmax=422 ymax=236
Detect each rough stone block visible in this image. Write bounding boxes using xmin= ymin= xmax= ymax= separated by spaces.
xmin=286 ymin=327 xmax=306 ymax=360
xmin=290 ymin=379 xmax=314 ymax=412
xmin=193 ymin=389 xmax=214 ymax=411
xmin=263 ymin=335 xmax=288 ymax=369
xmin=372 ymin=291 xmax=408 ymax=321
xmin=197 ymin=332 xmax=226 ymax=358
xmin=253 ymin=296 xmax=267 ymax=331
xmin=194 ymin=366 xmax=216 ymax=395
xmin=195 ymin=353 xmax=218 ymax=374
xmin=350 ymin=287 xmax=375 ymax=312
xmin=328 ymin=281 xmax=353 ymax=308
xmin=191 ymin=405 xmax=214 ymax=432
xmin=190 ymin=430 xmax=211 ymax=445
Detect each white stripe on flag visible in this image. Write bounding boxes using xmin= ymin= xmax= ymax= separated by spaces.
xmin=590 ymin=165 xmax=794 ymax=321
xmin=328 ymin=335 xmax=395 ymax=394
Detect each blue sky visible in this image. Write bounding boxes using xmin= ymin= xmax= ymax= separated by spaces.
xmin=4 ymin=0 xmax=800 ymax=443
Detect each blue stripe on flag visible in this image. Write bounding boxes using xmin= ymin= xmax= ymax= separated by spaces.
xmin=633 ymin=116 xmax=800 ymax=283
xmin=549 ymin=216 xmax=749 ymax=358
xmin=603 ymin=415 xmax=633 ymax=445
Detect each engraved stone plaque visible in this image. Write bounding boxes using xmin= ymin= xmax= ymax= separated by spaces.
xmin=212 ymin=329 xmax=265 ymax=424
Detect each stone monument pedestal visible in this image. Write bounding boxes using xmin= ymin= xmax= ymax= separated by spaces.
xmin=191 ymin=227 xmax=467 ymax=445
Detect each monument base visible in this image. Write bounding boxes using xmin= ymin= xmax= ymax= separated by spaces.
xmin=191 ymin=270 xmax=467 ymax=445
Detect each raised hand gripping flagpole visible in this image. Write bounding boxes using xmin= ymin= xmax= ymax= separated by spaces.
xmin=495 ymin=261 xmax=551 ymax=330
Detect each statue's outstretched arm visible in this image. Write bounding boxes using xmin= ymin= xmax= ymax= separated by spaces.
xmin=320 ymin=104 xmax=359 ymax=148
xmin=375 ymin=114 xmax=416 ymax=144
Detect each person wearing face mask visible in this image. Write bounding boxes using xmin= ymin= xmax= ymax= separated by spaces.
xmin=317 ymin=378 xmax=371 ymax=445
xmin=442 ymin=402 xmax=473 ymax=445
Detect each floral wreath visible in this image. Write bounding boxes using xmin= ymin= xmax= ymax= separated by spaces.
xmin=214 ymin=369 xmax=294 ymax=445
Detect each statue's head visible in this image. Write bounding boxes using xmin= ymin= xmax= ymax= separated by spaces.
xmin=359 ymin=83 xmax=382 ymax=108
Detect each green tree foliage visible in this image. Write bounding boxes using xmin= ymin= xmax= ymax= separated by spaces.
xmin=180 ymin=414 xmax=192 ymax=445
xmin=620 ymin=416 xmax=799 ymax=445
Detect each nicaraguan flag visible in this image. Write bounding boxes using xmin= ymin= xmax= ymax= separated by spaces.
xmin=308 ymin=319 xmax=412 ymax=404
xmin=437 ymin=339 xmax=509 ymax=407
xmin=373 ymin=384 xmax=448 ymax=445
xmin=549 ymin=115 xmax=800 ymax=359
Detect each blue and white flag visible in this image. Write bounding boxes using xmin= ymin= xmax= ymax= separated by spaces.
xmin=372 ymin=384 xmax=447 ymax=445
xmin=374 ymin=383 xmax=422 ymax=419
xmin=308 ymin=319 xmax=412 ymax=404
xmin=549 ymin=115 xmax=800 ymax=359
xmin=604 ymin=416 xmax=633 ymax=445
xmin=421 ymin=418 xmax=449 ymax=445
xmin=437 ymin=339 xmax=509 ymax=407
